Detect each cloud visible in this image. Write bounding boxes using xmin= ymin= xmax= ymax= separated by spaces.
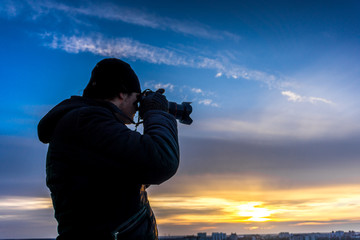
xmin=282 ymin=91 xmax=333 ymax=105
xmin=184 ymin=84 xmax=354 ymax=140
xmin=4 ymin=0 xmax=346 ymax=110
xmin=150 ymin=196 xmax=277 ymax=225
xmin=191 ymin=88 xmax=220 ymax=107
xmin=144 ymin=82 xmax=175 ymax=92
xmin=0 ymin=135 xmax=49 ymax=198
xmin=175 ymin=136 xmax=360 ymax=179
xmin=191 ymin=88 xmax=203 ymax=94
xmin=2 ymin=1 xmax=287 ymax=89
xmin=0 ymin=0 xmax=21 ymax=18
xmin=282 ymin=90 xmax=303 ymax=102
xmin=5 ymin=0 xmax=240 ymax=41
xmin=143 ymin=81 xmax=220 ymax=108
xmin=308 ymin=96 xmax=333 ymax=104
xmin=0 ymin=136 xmax=46 ymax=177
xmin=148 ymin=176 xmax=360 ymax=235
xmin=155 ymin=83 xmax=175 ymax=92
xmin=198 ymin=99 xmax=219 ymax=107
xmin=0 ymin=196 xmax=52 ymax=211
xmin=0 ymin=195 xmax=56 ymax=238
xmin=196 ymin=111 xmax=358 ymax=140
xmin=41 ymin=33 xmax=190 ymax=66
xmin=41 ymin=32 xmax=288 ymax=91
xmin=293 ymin=221 xmax=350 ymax=226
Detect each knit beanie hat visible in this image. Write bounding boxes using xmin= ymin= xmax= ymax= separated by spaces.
xmin=83 ymin=58 xmax=141 ymax=99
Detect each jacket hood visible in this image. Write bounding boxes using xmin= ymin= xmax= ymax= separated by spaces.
xmin=38 ymin=96 xmax=89 ymax=143
xmin=38 ymin=96 xmax=129 ymax=144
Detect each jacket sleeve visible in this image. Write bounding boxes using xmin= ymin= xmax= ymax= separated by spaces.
xmin=75 ymin=107 xmax=179 ymax=185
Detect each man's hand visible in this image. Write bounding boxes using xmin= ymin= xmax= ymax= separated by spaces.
xmin=139 ymin=89 xmax=169 ymax=118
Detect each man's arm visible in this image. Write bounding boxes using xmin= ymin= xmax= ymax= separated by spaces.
xmin=76 ymin=106 xmax=179 ymax=185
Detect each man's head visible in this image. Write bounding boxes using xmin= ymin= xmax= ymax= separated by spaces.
xmin=83 ymin=58 xmax=141 ymax=123
xmin=83 ymin=58 xmax=141 ymax=99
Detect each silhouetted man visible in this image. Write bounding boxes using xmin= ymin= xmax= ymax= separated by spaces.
xmin=38 ymin=58 xmax=179 ymax=240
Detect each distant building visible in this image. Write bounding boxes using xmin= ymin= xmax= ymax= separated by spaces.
xmin=197 ymin=232 xmax=207 ymax=240
xmin=160 ymin=230 xmax=360 ymax=240
xmin=290 ymin=234 xmax=304 ymax=240
xmin=332 ymin=231 xmax=345 ymax=238
xmin=279 ymin=232 xmax=291 ymax=239
xmin=183 ymin=235 xmax=197 ymax=240
xmin=304 ymin=234 xmax=316 ymax=240
xmin=212 ymin=232 xmax=227 ymax=240
xmin=228 ymin=233 xmax=238 ymax=240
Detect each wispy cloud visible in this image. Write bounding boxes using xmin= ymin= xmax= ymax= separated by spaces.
xmin=199 ymin=58 xmax=287 ymax=89
xmin=144 ymin=81 xmax=219 ymax=107
xmin=151 ymin=197 xmax=277 ymax=224
xmin=0 ymin=0 xmax=20 ymax=18
xmin=190 ymin=87 xmax=219 ymax=107
xmin=144 ymin=82 xmax=175 ymax=92
xmin=0 ymin=196 xmax=52 ymax=210
xmin=41 ymin=33 xmax=189 ymax=66
xmin=194 ymin=102 xmax=359 ymax=139
xmin=6 ymin=0 xmax=334 ymax=106
xmin=191 ymin=88 xmax=203 ymax=94
xmin=4 ymin=0 xmax=291 ymax=91
xmin=41 ymin=32 xmax=288 ymax=91
xmin=2 ymin=1 xmax=292 ymax=91
xmin=4 ymin=0 xmax=240 ymax=40
xmin=4 ymin=0 xmax=345 ymax=112
xmin=282 ymin=91 xmax=333 ymax=105
xmin=149 ymin=181 xmax=360 ymax=234
xmin=0 ymin=195 xmax=56 ymax=238
xmin=198 ymin=99 xmax=219 ymax=107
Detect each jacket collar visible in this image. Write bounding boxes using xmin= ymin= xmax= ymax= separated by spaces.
xmin=72 ymin=96 xmax=135 ymax=124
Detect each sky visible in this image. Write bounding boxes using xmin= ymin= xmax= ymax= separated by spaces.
xmin=1 ymin=0 xmax=360 ymax=238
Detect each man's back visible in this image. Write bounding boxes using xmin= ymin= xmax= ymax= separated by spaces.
xmin=38 ymin=96 xmax=179 ymax=239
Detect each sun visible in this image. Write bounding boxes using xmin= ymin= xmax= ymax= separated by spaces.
xmin=236 ymin=202 xmax=273 ymax=222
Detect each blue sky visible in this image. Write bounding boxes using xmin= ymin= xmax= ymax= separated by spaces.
xmin=1 ymin=0 xmax=360 ymax=238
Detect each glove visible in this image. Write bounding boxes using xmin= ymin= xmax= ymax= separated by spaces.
xmin=139 ymin=89 xmax=169 ymax=118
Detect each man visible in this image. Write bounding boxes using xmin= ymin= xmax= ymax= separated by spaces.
xmin=38 ymin=58 xmax=179 ymax=239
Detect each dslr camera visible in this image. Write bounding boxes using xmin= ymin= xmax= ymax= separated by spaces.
xmin=137 ymin=89 xmax=193 ymax=125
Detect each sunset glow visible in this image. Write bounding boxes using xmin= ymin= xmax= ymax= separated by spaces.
xmin=149 ymin=182 xmax=360 ymax=231
xmin=1 ymin=0 xmax=360 ymax=238
xmin=236 ymin=202 xmax=273 ymax=222
xmin=0 ymin=197 xmax=52 ymax=210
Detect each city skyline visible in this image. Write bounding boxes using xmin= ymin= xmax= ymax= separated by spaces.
xmin=1 ymin=0 xmax=360 ymax=238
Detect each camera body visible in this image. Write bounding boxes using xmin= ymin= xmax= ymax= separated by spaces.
xmin=168 ymin=101 xmax=193 ymax=125
xmin=138 ymin=89 xmax=193 ymax=125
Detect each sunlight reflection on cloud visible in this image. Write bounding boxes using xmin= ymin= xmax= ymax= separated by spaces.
xmin=0 ymin=196 xmax=52 ymax=210
xmin=149 ymin=183 xmax=360 ymax=229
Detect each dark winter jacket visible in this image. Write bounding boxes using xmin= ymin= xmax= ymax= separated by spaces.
xmin=38 ymin=96 xmax=179 ymax=239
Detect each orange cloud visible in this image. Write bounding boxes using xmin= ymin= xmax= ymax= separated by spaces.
xmin=149 ymin=178 xmax=360 ymax=228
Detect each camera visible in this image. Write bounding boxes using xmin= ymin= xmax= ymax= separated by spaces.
xmin=168 ymin=101 xmax=193 ymax=125
xmin=138 ymin=89 xmax=193 ymax=125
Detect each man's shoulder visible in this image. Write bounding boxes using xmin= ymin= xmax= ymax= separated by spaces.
xmin=55 ymin=97 xmax=130 ymax=135
xmin=55 ymin=103 xmax=124 ymax=140
xmin=60 ymin=96 xmax=112 ymax=116
xmin=63 ymin=104 xmax=115 ymax=125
